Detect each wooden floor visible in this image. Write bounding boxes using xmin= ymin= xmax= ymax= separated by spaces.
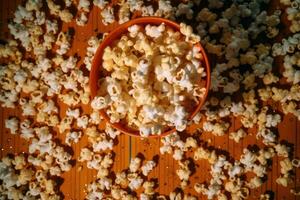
xmin=0 ymin=1 xmax=299 ymax=200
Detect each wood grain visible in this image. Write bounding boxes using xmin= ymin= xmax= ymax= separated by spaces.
xmin=0 ymin=1 xmax=299 ymax=200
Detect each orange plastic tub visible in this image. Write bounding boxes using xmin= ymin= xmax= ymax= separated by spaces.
xmin=90 ymin=17 xmax=211 ymax=137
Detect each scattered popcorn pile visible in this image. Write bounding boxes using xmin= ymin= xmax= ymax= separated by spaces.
xmin=0 ymin=0 xmax=300 ymax=199
xmin=92 ymin=22 xmax=206 ymax=136
xmin=0 ymin=154 xmax=62 ymax=199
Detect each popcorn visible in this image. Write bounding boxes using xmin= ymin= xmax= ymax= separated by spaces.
xmin=65 ymin=131 xmax=83 ymax=145
xmin=1 ymin=0 xmax=300 ymax=199
xmin=276 ymin=174 xmax=291 ymax=187
xmin=20 ymin=119 xmax=34 ymax=140
xmin=229 ymin=129 xmax=247 ymax=143
xmin=141 ymin=161 xmax=156 ymax=176
xmin=59 ymin=91 xmax=81 ymax=106
xmin=101 ymin=6 xmax=115 ymax=25
xmin=176 ymin=2 xmax=194 ymax=20
xmin=47 ymin=0 xmax=73 ymax=22
xmin=240 ymin=148 xmax=257 ymax=170
xmin=129 ymin=157 xmax=142 ymax=173
xmin=58 ymin=116 xmax=73 ymax=133
xmin=145 ymin=23 xmax=165 ymax=38
xmin=89 ymin=110 xmax=102 ymax=125
xmin=92 ymin=138 xmax=114 ymax=151
xmin=247 ymin=176 xmax=263 ymax=189
xmin=173 ymin=149 xmax=184 ymax=161
xmin=91 ymin=96 xmax=110 ymax=110
xmin=84 ymin=36 xmax=102 ymax=71
xmin=265 ymin=113 xmax=281 ymax=127
xmin=78 ymin=0 xmax=90 ymax=12
xmin=143 ymin=181 xmax=155 ymax=195
xmin=56 ymin=31 xmax=72 ymax=55
xmin=0 ymin=154 xmax=63 ymax=199
xmin=76 ymin=12 xmax=88 ymax=26
xmin=274 ymin=144 xmax=290 ymax=158
xmin=76 ymin=115 xmax=89 ymax=129
xmin=203 ymin=121 xmax=230 ymax=136
xmin=280 ymin=158 xmax=293 ymax=174
xmin=60 ymin=56 xmax=77 ymax=73
xmin=101 ymin=153 xmax=113 ymax=168
xmin=283 ymin=52 xmax=300 ymax=84
xmin=128 ymin=173 xmax=143 ymax=190
xmin=96 ymin=23 xmax=205 ymax=136
xmin=5 ymin=117 xmax=19 ymax=134
xmin=87 ymin=154 xmax=102 ymax=170
xmin=26 ymin=0 xmax=43 ymax=11
xmin=78 ymin=148 xmax=94 ymax=162
xmin=176 ymin=160 xmax=191 ymax=182
xmin=66 ymin=108 xmax=80 ymax=119
xmin=155 ymin=0 xmax=174 ymax=19
xmin=115 ymin=171 xmax=128 ymax=187
xmin=93 ymin=0 xmax=108 ymax=9
xmin=105 ymin=124 xmax=120 ymax=139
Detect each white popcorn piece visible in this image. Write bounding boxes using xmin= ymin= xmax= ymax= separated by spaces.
xmin=20 ymin=119 xmax=34 ymax=140
xmin=89 ymin=110 xmax=102 ymax=125
xmin=129 ymin=157 xmax=142 ymax=173
xmin=101 ymin=153 xmax=113 ymax=168
xmin=77 ymin=115 xmax=89 ymax=129
xmin=143 ymin=181 xmax=155 ymax=195
xmin=280 ymin=158 xmax=293 ymax=174
xmin=115 ymin=171 xmax=128 ymax=187
xmin=56 ymin=31 xmax=72 ymax=55
xmin=247 ymin=176 xmax=263 ymax=189
xmin=78 ymin=148 xmax=94 ymax=162
xmin=145 ymin=23 xmax=165 ymax=38
xmin=58 ymin=116 xmax=73 ymax=133
xmin=118 ymin=3 xmax=130 ymax=24
xmin=265 ymin=113 xmax=281 ymax=127
xmin=66 ymin=108 xmax=80 ymax=119
xmin=155 ymin=0 xmax=174 ymax=19
xmin=176 ymin=160 xmax=191 ymax=182
xmin=76 ymin=12 xmax=88 ymax=26
xmin=173 ymin=149 xmax=184 ymax=161
xmin=274 ymin=144 xmax=290 ymax=158
xmin=141 ymin=161 xmax=156 ymax=176
xmin=91 ymin=96 xmax=110 ymax=110
xmin=184 ymin=137 xmax=198 ymax=149
xmin=93 ymin=0 xmax=108 ymax=9
xmin=84 ymin=36 xmax=102 ymax=71
xmin=101 ymin=6 xmax=115 ymax=25
xmin=263 ymin=72 xmax=279 ymax=85
xmin=105 ymin=124 xmax=120 ymax=139
xmin=65 ymin=131 xmax=83 ymax=145
xmin=276 ymin=174 xmax=291 ymax=187
xmin=203 ymin=121 xmax=230 ymax=136
xmin=283 ymin=52 xmax=300 ymax=84
xmin=46 ymin=0 xmax=73 ymax=22
xmin=5 ymin=117 xmax=19 ymax=134
xmin=60 ymin=56 xmax=77 ymax=73
xmin=229 ymin=129 xmax=247 ymax=143
xmin=78 ymin=0 xmax=90 ymax=12
xmin=128 ymin=173 xmax=143 ymax=190
xmin=92 ymin=138 xmax=114 ymax=151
